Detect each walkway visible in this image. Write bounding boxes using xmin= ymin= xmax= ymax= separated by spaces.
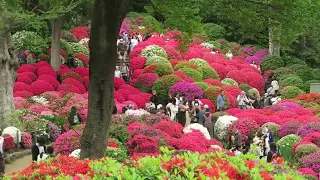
xmin=5 ymin=155 xmax=32 ymax=175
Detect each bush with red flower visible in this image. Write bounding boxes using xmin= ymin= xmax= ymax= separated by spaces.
xmin=73 ymin=53 xmax=89 ymax=66
xmin=37 ymin=75 xmax=60 ymax=89
xmin=203 ymin=78 xmax=223 ymax=87
xmin=31 ymin=80 xmax=55 ymax=95
xmin=303 ymin=132 xmax=320 ymax=147
xmin=127 ymin=95 xmax=147 ymax=109
xmin=60 ymin=72 xmax=84 ymax=82
xmin=73 ymin=67 xmax=89 ymax=77
xmin=226 ymin=70 xmax=247 ymax=84
xmin=126 ymin=135 xmax=160 ymax=156
xmin=17 ymin=73 xmax=33 ymax=84
xmin=203 ymin=86 xmax=222 ymax=106
xmin=70 ymin=26 xmax=90 ymax=41
xmin=143 ymin=63 xmax=173 ymax=77
xmin=21 ymin=132 xmax=32 ymax=148
xmin=54 ymin=130 xmax=82 ymax=156
xmin=14 ymin=91 xmax=33 ymax=98
xmin=17 ymin=64 xmax=36 ymax=73
xmin=153 ymin=121 xmax=183 ymax=138
xmin=171 ymin=71 xmax=188 ymax=79
xmin=224 ymin=85 xmax=242 ymax=97
xmin=134 ymin=73 xmax=159 ymax=93
xmin=14 ymin=82 xmax=33 ymax=93
xmin=57 ymin=83 xmax=81 ymax=95
xmin=3 ymin=134 xmax=15 ymax=151
xmin=228 ymin=118 xmax=259 ymax=141
xmin=62 ymin=78 xmax=86 ymax=94
xmin=129 ymin=56 xmax=146 ymax=71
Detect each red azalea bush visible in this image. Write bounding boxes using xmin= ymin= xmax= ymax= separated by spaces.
xmin=34 ymin=61 xmax=51 ymax=70
xmin=20 ymin=72 xmax=37 ymax=81
xmin=119 ymin=84 xmax=141 ymax=94
xmin=73 ymin=53 xmax=89 ymax=66
xmin=200 ymin=99 xmax=215 ymax=113
xmin=31 ymin=80 xmax=55 ymax=95
xmin=203 ymin=78 xmax=223 ymax=87
xmin=37 ymin=75 xmax=60 ymax=89
xmin=14 ymin=82 xmax=33 ymax=92
xmin=273 ymin=110 xmax=298 ymax=119
xmin=210 ymin=63 xmax=227 ymax=79
xmin=130 ymin=57 xmax=146 ymax=71
xmin=57 ymin=68 xmax=72 ymax=76
xmin=228 ymin=118 xmax=259 ymax=141
xmin=226 ymin=70 xmax=247 ymax=84
xmin=62 ymin=78 xmax=86 ymax=93
xmin=303 ymin=132 xmax=320 ymax=147
xmin=14 ymin=91 xmax=33 ymax=98
xmin=226 ymin=108 xmax=243 ymax=116
xmin=114 ymin=91 xmax=125 ymax=103
xmin=126 ymin=135 xmax=160 ymax=156
xmin=54 ymin=130 xmax=83 ymax=156
xmin=3 ymin=134 xmax=15 ymax=151
xmin=134 ymin=73 xmax=159 ymax=93
xmin=114 ymin=77 xmax=126 ymax=90
xmin=118 ymin=88 xmax=140 ymax=100
xmin=17 ymin=73 xmax=33 ymax=84
xmin=70 ymin=26 xmax=90 ymax=41
xmin=171 ymin=131 xmax=210 ymax=153
xmin=245 ymin=72 xmax=265 ymax=93
xmin=83 ymin=76 xmax=89 ymax=90
xmin=60 ymin=72 xmax=84 ymax=82
xmin=21 ymin=132 xmax=32 ymax=148
xmin=234 ymin=112 xmax=269 ymax=126
xmin=57 ymin=83 xmax=81 ymax=95
xmin=132 ymin=69 xmax=144 ymax=79
xmin=37 ymin=66 xmax=57 ymax=79
xmin=17 ymin=64 xmax=36 ymax=73
xmin=127 ymin=95 xmax=146 ymax=109
xmin=153 ymin=121 xmax=183 ymax=138
xmin=73 ymin=67 xmax=89 ymax=77
xmin=224 ymin=85 xmax=242 ymax=97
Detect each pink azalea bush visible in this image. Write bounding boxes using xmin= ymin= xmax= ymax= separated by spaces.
xmin=54 ymin=130 xmax=82 ymax=156
xmin=134 ymin=73 xmax=159 ymax=93
xmin=21 ymin=132 xmax=32 ymax=148
xmin=228 ymin=118 xmax=259 ymax=141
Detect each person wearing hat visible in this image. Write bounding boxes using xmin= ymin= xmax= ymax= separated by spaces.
xmin=203 ymin=107 xmax=213 ymax=138
xmin=198 ymin=104 xmax=209 ymax=125
xmin=249 ymin=137 xmax=263 ymax=157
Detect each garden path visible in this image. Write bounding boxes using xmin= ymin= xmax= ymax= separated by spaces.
xmin=5 ymin=155 xmax=32 ymax=175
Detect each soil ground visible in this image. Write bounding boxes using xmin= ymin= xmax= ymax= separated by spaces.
xmin=5 ymin=154 xmax=32 ymax=175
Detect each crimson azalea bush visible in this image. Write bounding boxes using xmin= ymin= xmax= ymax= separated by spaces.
xmin=226 ymin=70 xmax=247 ymax=84
xmin=303 ymin=132 xmax=320 ymax=147
xmin=60 ymin=72 xmax=84 ymax=82
xmin=31 ymin=80 xmax=55 ymax=95
xmin=17 ymin=64 xmax=36 ymax=73
xmin=228 ymin=118 xmax=259 ymax=141
xmin=204 ymin=86 xmax=222 ymax=105
xmin=17 ymin=73 xmax=33 ymax=85
xmin=153 ymin=121 xmax=183 ymax=138
xmin=54 ymin=130 xmax=82 ymax=156
xmin=37 ymin=75 xmax=60 ymax=89
xmin=73 ymin=67 xmax=89 ymax=77
xmin=298 ymin=168 xmax=318 ymax=179
xmin=37 ymin=66 xmax=57 ymax=79
xmin=224 ymin=85 xmax=242 ymax=97
xmin=134 ymin=73 xmax=159 ymax=93
xmin=130 ymin=56 xmax=146 ymax=71
xmin=169 ymin=82 xmax=203 ymax=101
xmin=203 ymin=78 xmax=223 ymax=87
xmin=62 ymin=78 xmax=86 ymax=94
xmin=3 ymin=134 xmax=15 ymax=151
xmin=152 ymin=74 xmax=183 ymax=101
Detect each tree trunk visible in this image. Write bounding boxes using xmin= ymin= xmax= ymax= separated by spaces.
xmin=268 ymin=26 xmax=281 ymax=57
xmin=80 ymin=0 xmax=132 ymax=160
xmin=50 ymin=17 xmax=64 ymax=71
xmin=0 ymin=30 xmax=19 ymax=129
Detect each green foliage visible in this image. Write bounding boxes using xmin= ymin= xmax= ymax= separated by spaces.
xmin=109 ymin=124 xmax=129 ymax=144
xmin=277 ymin=134 xmax=301 ymax=163
xmin=313 ymin=69 xmax=320 ymax=80
xmin=261 ymin=122 xmax=280 ymax=135
xmin=261 ymin=56 xmax=285 ymax=72
xmin=147 ymin=63 xmax=173 ymax=77
xmin=248 ymin=88 xmax=260 ymax=98
xmin=178 ymin=67 xmax=203 ymax=81
xmin=221 ymin=78 xmax=238 ymax=86
xmin=294 ymin=66 xmax=315 ymax=82
xmin=295 ymin=144 xmax=319 ymax=158
xmin=145 ymin=56 xmax=168 ymax=66
xmin=40 ymin=115 xmax=66 ymax=128
xmin=239 ymin=84 xmax=252 ymax=92
xmin=280 ymin=86 xmax=305 ymax=99
xmin=198 ymin=66 xmax=219 ymax=80
xmin=174 ymin=61 xmax=198 ymax=70
xmin=1 ymin=110 xmax=24 ymax=131
xmin=302 ymin=80 xmax=320 ymax=93
xmin=203 ymin=23 xmax=225 ymax=40
xmin=273 ymin=67 xmax=292 ymax=79
xmin=303 ymin=175 xmax=318 ymax=180
xmin=141 ymin=45 xmax=168 ymax=60
xmin=66 ymin=42 xmax=89 ymax=55
xmin=152 ymin=74 xmax=183 ymax=101
xmin=283 ymin=56 xmax=307 ymax=67
xmin=140 ymin=15 xmax=165 ymax=33
xmin=193 ymin=82 xmax=209 ymax=92
xmin=24 ymin=119 xmax=48 ymax=134
xmin=279 ymin=75 xmax=304 ymax=90
xmin=189 ymin=58 xmax=209 ymax=67
xmin=12 ymin=30 xmax=48 ymax=55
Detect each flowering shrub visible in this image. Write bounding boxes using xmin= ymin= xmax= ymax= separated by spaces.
xmin=224 ymin=85 xmax=242 ymax=97
xmin=297 ymin=122 xmax=320 ymax=138
xmin=2 ymin=126 xmax=21 ymax=144
xmin=193 ymin=82 xmax=209 ymax=92
xmin=37 ymin=75 xmax=60 ymax=89
xmin=303 ymin=132 xmax=320 ymax=147
xmin=261 ymin=56 xmax=285 ymax=72
xmin=203 ymin=78 xmax=223 ymax=87
xmin=248 ymin=88 xmax=260 ymax=98
xmin=228 ymin=118 xmax=259 ymax=141
xmin=292 ymin=141 xmax=314 ymax=156
xmin=134 ymin=73 xmax=159 ymax=93
xmin=14 ymin=82 xmax=33 ymax=93
xmin=214 ymin=115 xmax=238 ymax=140
xmin=67 ymin=42 xmax=89 ymax=56
xmin=204 ymin=86 xmax=222 ymax=105
xmin=152 ymin=74 xmax=183 ymax=101
xmin=12 ymin=30 xmax=48 ymax=55
xmin=226 ymin=70 xmax=247 ymax=84
xmin=153 ymin=121 xmax=183 ymax=138
xmin=62 ymin=78 xmax=86 ymax=94
xmin=189 ymin=58 xmax=209 ymax=67
xmin=70 ymin=26 xmax=90 ymax=41
xmin=48 ymin=121 xmax=60 ymax=141
xmin=298 ymin=168 xmax=318 ymax=179
xmin=198 ymin=66 xmax=220 ymax=79
xmin=14 ymin=91 xmax=33 ymax=98
xmin=54 ymin=130 xmax=82 ymax=156
xmin=278 ymin=121 xmax=303 ymax=137
xmin=3 ymin=134 xmax=15 ymax=151
xmin=31 ymin=80 xmax=55 ymax=95
xmin=141 ymin=45 xmax=168 ymax=60
xmin=126 ymin=135 xmax=160 ymax=156
xmin=145 ymin=56 xmax=168 ymax=66
xmin=21 ymin=132 xmax=32 ymax=148
xmin=37 ymin=66 xmax=57 ymax=78
xmin=281 ymin=86 xmax=305 ymax=99
xmin=295 ymin=143 xmax=319 ymax=158
xmin=177 ymin=67 xmax=203 ymax=81
xmin=130 ymin=57 xmax=146 ymax=71
xmin=57 ymin=84 xmax=81 ymax=95
xmin=261 ymin=122 xmax=280 ymax=135
xmin=17 ymin=64 xmax=36 ymax=73
xmin=144 ymin=63 xmax=173 ymax=77
xmin=280 ymin=75 xmax=304 ymax=90
xmin=169 ymin=82 xmax=203 ymax=101
xmin=300 ymin=150 xmax=320 ymax=174
xmin=127 ymin=95 xmax=147 ymax=109
xmin=73 ymin=53 xmax=89 ymax=66
xmin=17 ymin=73 xmax=33 ymax=84
xmin=221 ymin=78 xmax=238 ymax=86
xmin=174 ymin=61 xmax=198 ymax=70
xmin=183 ymin=123 xmax=211 ymax=140
xmin=277 ymin=134 xmax=301 ymax=162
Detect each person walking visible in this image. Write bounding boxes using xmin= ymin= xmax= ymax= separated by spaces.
xmin=203 ymin=108 xmax=214 ymax=138
xmin=217 ymin=90 xmax=227 ymax=111
xmin=237 ymin=91 xmax=249 ymax=110
xmin=31 ymin=137 xmax=47 ymax=162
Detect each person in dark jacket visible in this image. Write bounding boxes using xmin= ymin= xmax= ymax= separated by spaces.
xmin=150 ymin=90 xmax=160 ymax=106
xmin=31 ymin=137 xmax=46 ymax=162
xmin=68 ymin=106 xmax=82 ymax=127
xmin=267 ymin=142 xmax=278 ymax=163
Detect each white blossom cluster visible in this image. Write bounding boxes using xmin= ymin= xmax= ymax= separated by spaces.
xmin=183 ymin=123 xmax=211 ymax=140
xmin=214 ymin=115 xmax=238 ymax=141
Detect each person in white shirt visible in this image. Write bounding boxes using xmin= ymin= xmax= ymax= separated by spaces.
xmin=267 ymin=77 xmax=279 ymax=96
xmin=226 ymin=50 xmax=233 ymax=60
xmin=250 ymin=61 xmax=261 ymax=71
xmin=136 ymin=33 xmax=142 ymax=42
xmin=130 ymin=36 xmax=139 ymax=52
xmin=114 ymin=66 xmax=121 ymax=78
xmin=236 ymin=91 xmax=249 ymax=110
xmin=271 ymin=94 xmax=281 ymax=105
xmin=0 ymin=133 xmax=5 ymax=175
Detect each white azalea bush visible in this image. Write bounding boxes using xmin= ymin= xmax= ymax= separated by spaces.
xmin=69 ymin=149 xmax=81 ymax=159
xmin=125 ymin=109 xmax=150 ymax=116
xmin=2 ymin=126 xmax=22 ymax=144
xmin=200 ymin=42 xmax=215 ymax=49
xmin=12 ymin=30 xmax=48 ymax=55
xmin=183 ymin=123 xmax=211 ymax=140
xmin=145 ymin=56 xmax=168 ymax=66
xmin=141 ymin=45 xmax=168 ymax=60
xmin=189 ymin=58 xmax=209 ymax=67
xmin=214 ymin=115 xmax=238 ymax=141
xmin=30 ymin=96 xmax=49 ymax=105
xmin=79 ymin=38 xmax=90 ymax=45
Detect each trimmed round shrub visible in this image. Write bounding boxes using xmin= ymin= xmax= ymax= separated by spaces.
xmin=127 ymin=95 xmax=147 ymax=109
xmin=174 ymin=61 xmax=198 ymax=70
xmin=143 ymin=63 xmax=173 ymax=77
xmin=114 ymin=77 xmax=126 ymax=90
xmin=280 ymin=75 xmax=304 ymax=90
xmin=17 ymin=73 xmax=33 ymax=84
xmin=277 ymin=134 xmax=301 ymax=162
xmin=134 ymin=73 xmax=159 ymax=93
xmin=278 ymin=121 xmax=303 ymax=137
xmin=297 ymin=122 xmax=320 ymax=138
xmin=62 ymin=78 xmax=86 ymax=94
xmin=130 ymin=57 xmax=146 ymax=71
xmin=3 ymin=134 xmax=15 ymax=151
xmin=178 ymin=67 xmax=203 ymax=81
xmin=60 ymin=72 xmax=84 ymax=82
xmin=261 ymin=122 xmax=280 ymax=135
xmin=248 ymin=88 xmax=260 ymax=98
xmin=280 ymin=86 xmax=305 ymax=99
xmin=221 ymin=78 xmax=238 ymax=86
xmin=14 ymin=82 xmax=33 ymax=93
xmin=283 ymin=56 xmax=306 ymax=67
xmin=224 ymin=85 xmax=242 ymax=97
xmin=21 ymin=132 xmax=32 ymax=148
xmin=152 ymin=74 xmax=183 ymax=101
xmin=203 ymin=78 xmax=223 ymax=87
xmin=57 ymin=84 xmax=81 ymax=95
xmin=261 ymin=56 xmax=285 ymax=71
xmin=73 ymin=67 xmax=89 ymax=77
xmin=204 ymin=86 xmax=222 ymax=105
xmin=30 ymin=80 xmax=55 ymax=95
xmin=14 ymin=91 xmax=33 ymax=98
xmin=274 ymin=67 xmax=292 ymax=79
xmin=37 ymin=66 xmax=57 ymax=79
xmin=37 ymin=75 xmax=60 ymax=89
xmin=226 ymin=70 xmax=247 ymax=84
xmin=298 ymin=168 xmax=318 ymax=180
xmin=17 ymin=64 xmax=36 ymax=73
xmin=189 ymin=58 xmax=209 ymax=67
xmin=145 ymin=56 xmax=168 ymax=66
xmin=228 ymin=118 xmax=259 ymax=141
xmin=12 ymin=30 xmax=48 ymax=55
xmin=295 ymin=66 xmax=315 ymax=82
xmin=239 ymin=84 xmax=252 ymax=92
xmin=141 ymin=45 xmax=168 ymax=59
xmin=34 ymin=61 xmax=51 ymax=70
xmin=303 ymin=132 xmax=320 ymax=147
xmin=169 ymin=82 xmax=203 ymax=101
xmin=198 ymin=66 xmax=220 ymax=79
xmin=67 ymin=42 xmax=89 ymax=55
xmin=193 ymin=82 xmax=209 ymax=92
xmin=300 ymin=150 xmax=320 ymax=174
xmin=295 ymin=144 xmax=319 ymax=158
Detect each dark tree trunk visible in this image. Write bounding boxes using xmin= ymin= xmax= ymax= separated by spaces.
xmin=80 ymin=0 xmax=132 ymax=159
xmin=50 ymin=17 xmax=64 ymax=71
xmin=0 ymin=30 xmax=19 ymax=129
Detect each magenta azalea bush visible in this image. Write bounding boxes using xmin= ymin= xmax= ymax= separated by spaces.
xmin=300 ymin=150 xmax=320 ymax=174
xmin=169 ymin=82 xmax=203 ymax=101
xmin=297 ymin=122 xmax=320 ymax=138
xmin=21 ymin=132 xmax=32 ymax=148
xmin=54 ymin=130 xmax=82 ymax=156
